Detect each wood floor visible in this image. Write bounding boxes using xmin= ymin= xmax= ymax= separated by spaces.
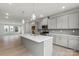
xmin=0 ymin=35 xmax=79 ymax=56
xmin=0 ymin=45 xmax=29 ymax=56
xmin=53 ymin=44 xmax=79 ymax=56
xmin=0 ymin=35 xmax=32 ymax=56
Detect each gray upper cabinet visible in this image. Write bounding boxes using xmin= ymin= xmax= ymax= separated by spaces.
xmin=47 ymin=11 xmax=79 ymax=29
xmin=57 ymin=16 xmax=62 ymax=29
xmin=41 ymin=18 xmax=48 ymax=25
xmin=39 ymin=11 xmax=79 ymax=29
xmin=68 ymin=13 xmax=79 ymax=29
xmin=38 ymin=18 xmax=48 ymax=29
xmin=48 ymin=17 xmax=57 ymax=29
xmin=57 ymin=15 xmax=69 ymax=29
xmin=61 ymin=15 xmax=69 ymax=29
xmin=68 ymin=13 xmax=74 ymax=28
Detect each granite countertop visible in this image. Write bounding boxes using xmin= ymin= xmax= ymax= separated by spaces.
xmin=20 ymin=34 xmax=53 ymax=43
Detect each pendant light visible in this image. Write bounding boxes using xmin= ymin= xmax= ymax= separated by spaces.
xmin=22 ymin=10 xmax=25 ymax=24
xmin=31 ymin=4 xmax=36 ymax=21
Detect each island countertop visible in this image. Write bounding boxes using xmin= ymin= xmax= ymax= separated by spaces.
xmin=20 ymin=34 xmax=53 ymax=43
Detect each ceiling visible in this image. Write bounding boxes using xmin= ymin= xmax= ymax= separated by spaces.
xmin=0 ymin=3 xmax=79 ymax=23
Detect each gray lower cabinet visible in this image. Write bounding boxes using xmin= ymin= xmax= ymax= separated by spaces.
xmin=53 ymin=35 xmax=56 ymax=44
xmin=53 ymin=35 xmax=79 ymax=51
xmin=55 ymin=35 xmax=62 ymax=45
xmin=60 ymin=36 xmax=68 ymax=47
xmin=55 ymin=35 xmax=68 ymax=47
xmin=68 ymin=37 xmax=79 ymax=50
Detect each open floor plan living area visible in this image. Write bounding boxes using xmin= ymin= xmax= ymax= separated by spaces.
xmin=0 ymin=3 xmax=79 ymax=56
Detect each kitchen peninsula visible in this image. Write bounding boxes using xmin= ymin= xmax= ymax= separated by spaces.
xmin=20 ymin=34 xmax=53 ymax=56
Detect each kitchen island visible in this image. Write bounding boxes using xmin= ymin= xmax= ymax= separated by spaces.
xmin=20 ymin=34 xmax=53 ymax=56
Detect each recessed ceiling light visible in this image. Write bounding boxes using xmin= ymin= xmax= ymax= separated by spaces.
xmin=73 ymin=30 xmax=75 ymax=32
xmin=62 ymin=6 xmax=66 ymax=9
xmin=6 ymin=13 xmax=9 ymax=15
xmin=60 ymin=30 xmax=62 ymax=32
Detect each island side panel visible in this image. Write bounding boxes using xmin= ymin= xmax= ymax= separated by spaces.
xmin=44 ymin=38 xmax=53 ymax=56
xmin=21 ymin=37 xmax=53 ymax=56
xmin=22 ymin=37 xmax=44 ymax=56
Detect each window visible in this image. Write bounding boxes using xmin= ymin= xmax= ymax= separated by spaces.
xmin=10 ymin=26 xmax=14 ymax=32
xmin=4 ymin=25 xmax=9 ymax=32
xmin=14 ymin=26 xmax=19 ymax=32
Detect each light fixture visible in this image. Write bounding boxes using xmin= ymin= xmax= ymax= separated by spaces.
xmin=6 ymin=13 xmax=9 ymax=16
xmin=31 ymin=4 xmax=36 ymax=21
xmin=73 ymin=30 xmax=75 ymax=32
xmin=62 ymin=6 xmax=66 ymax=9
xmin=22 ymin=19 xmax=25 ymax=24
xmin=31 ymin=13 xmax=36 ymax=21
xmin=60 ymin=30 xmax=62 ymax=32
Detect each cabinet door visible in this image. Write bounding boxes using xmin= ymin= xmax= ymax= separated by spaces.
xmin=41 ymin=18 xmax=48 ymax=25
xmin=68 ymin=13 xmax=79 ymax=28
xmin=73 ymin=13 xmax=79 ymax=28
xmin=61 ymin=15 xmax=69 ymax=29
xmin=68 ymin=13 xmax=74 ymax=28
xmin=57 ymin=16 xmax=62 ymax=29
xmin=68 ymin=37 xmax=79 ymax=50
xmin=53 ymin=35 xmax=56 ymax=44
xmin=60 ymin=36 xmax=68 ymax=47
xmin=75 ymin=38 xmax=79 ymax=50
xmin=78 ymin=13 xmax=79 ymax=28
xmin=55 ymin=35 xmax=62 ymax=45
xmin=48 ymin=18 xmax=57 ymax=29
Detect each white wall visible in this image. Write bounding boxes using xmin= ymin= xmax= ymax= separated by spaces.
xmin=0 ymin=19 xmax=22 ymax=35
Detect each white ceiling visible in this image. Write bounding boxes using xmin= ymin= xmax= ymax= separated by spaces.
xmin=0 ymin=3 xmax=79 ymax=23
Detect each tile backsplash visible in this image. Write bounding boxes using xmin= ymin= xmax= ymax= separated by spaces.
xmin=49 ymin=29 xmax=79 ymax=35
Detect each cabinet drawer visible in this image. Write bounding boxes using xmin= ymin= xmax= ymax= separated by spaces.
xmin=55 ymin=35 xmax=62 ymax=45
